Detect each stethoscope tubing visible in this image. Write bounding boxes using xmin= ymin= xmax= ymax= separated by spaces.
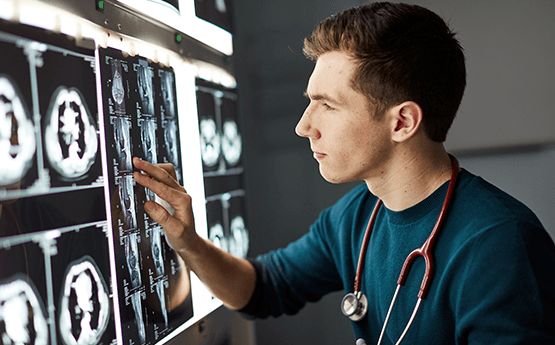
xmin=349 ymin=155 xmax=460 ymax=345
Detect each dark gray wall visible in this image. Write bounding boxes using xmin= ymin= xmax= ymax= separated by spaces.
xmin=231 ymin=1 xmax=555 ymax=344
xmin=232 ymin=1 xmax=361 ymax=344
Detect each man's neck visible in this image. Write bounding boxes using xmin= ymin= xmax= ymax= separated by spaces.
xmin=365 ymin=144 xmax=453 ymax=211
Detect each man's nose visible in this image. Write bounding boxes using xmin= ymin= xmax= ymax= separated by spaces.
xmin=295 ymin=106 xmax=320 ymax=139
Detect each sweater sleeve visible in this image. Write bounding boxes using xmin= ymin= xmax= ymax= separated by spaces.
xmin=454 ymin=221 xmax=555 ymax=344
xmin=238 ymin=207 xmax=349 ymax=319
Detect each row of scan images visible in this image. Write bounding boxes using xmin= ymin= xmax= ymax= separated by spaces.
xmin=0 ymin=29 xmax=102 ymax=197
xmin=196 ymin=81 xmax=243 ymax=177
xmin=0 ymin=223 xmax=114 ymax=345
xmin=0 ymin=19 xmax=248 ymax=345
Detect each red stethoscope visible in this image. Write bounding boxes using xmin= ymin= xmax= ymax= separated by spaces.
xmin=341 ymin=155 xmax=459 ymax=345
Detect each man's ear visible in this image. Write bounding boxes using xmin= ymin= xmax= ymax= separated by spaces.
xmin=389 ymin=101 xmax=423 ymax=143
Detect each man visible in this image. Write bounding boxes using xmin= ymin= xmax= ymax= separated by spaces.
xmin=133 ymin=2 xmax=555 ymax=344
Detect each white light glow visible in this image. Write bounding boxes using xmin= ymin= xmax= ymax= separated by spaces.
xmin=117 ymin=0 xmax=233 ymax=56
xmin=0 ymin=0 xmax=14 ymax=20
xmin=19 ymin=3 xmax=56 ymax=32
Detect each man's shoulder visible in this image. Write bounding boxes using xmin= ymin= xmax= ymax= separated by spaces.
xmin=453 ymin=169 xmax=545 ymax=232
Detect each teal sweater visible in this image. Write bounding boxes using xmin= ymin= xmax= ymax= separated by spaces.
xmin=241 ymin=169 xmax=555 ymax=344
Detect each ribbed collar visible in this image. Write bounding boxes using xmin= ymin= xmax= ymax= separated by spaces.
xmin=381 ymin=169 xmax=469 ymax=226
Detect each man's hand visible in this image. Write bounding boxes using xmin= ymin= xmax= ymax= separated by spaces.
xmin=132 ymin=156 xmax=256 ymax=310
xmin=132 ymin=157 xmax=199 ymax=253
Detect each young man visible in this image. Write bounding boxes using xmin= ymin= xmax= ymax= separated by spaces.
xmin=133 ymin=2 xmax=555 ymax=344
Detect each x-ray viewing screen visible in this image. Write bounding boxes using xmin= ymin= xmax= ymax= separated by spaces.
xmin=99 ymin=47 xmax=192 ymax=344
xmin=196 ymin=79 xmax=249 ymax=259
xmin=0 ymin=19 xmax=194 ymax=345
xmin=194 ymin=0 xmax=234 ymax=33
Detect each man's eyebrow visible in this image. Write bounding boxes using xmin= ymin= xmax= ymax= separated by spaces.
xmin=303 ymin=90 xmax=342 ymax=104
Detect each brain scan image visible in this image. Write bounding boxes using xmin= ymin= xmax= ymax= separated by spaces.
xmin=160 ymin=71 xmax=175 ymax=118
xmin=130 ymin=291 xmax=146 ymax=344
xmin=125 ymin=233 xmax=142 ymax=289
xmin=221 ymin=120 xmax=242 ymax=167
xmin=136 ymin=60 xmax=154 ymax=117
xmin=0 ymin=277 xmax=48 ymax=345
xmin=0 ymin=76 xmax=36 ymax=186
xmin=208 ymin=223 xmax=228 ymax=253
xmin=44 ymin=87 xmax=98 ymax=180
xmin=112 ymin=117 xmax=132 ymax=172
xmin=228 ymin=216 xmax=249 ymax=259
xmin=110 ymin=60 xmax=126 ymax=116
xmin=118 ymin=175 xmax=137 ymax=230
xmin=199 ymin=118 xmax=220 ymax=168
xmin=58 ymin=257 xmax=110 ymax=345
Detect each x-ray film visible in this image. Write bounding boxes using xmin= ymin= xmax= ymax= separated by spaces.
xmin=100 ymin=47 xmax=192 ymax=345
xmin=196 ymin=79 xmax=242 ymax=176
xmin=0 ymin=19 xmax=116 ymax=345
xmin=205 ymin=191 xmax=248 ymax=258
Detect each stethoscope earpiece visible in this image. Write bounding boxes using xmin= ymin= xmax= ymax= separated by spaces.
xmin=341 ymin=291 xmax=368 ymax=322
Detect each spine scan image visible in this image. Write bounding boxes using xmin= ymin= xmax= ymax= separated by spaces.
xmin=112 ymin=116 xmax=133 ymax=173
xmin=110 ymin=59 xmax=126 ymax=116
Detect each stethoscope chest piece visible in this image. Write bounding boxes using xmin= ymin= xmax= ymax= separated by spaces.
xmin=341 ymin=291 xmax=368 ymax=321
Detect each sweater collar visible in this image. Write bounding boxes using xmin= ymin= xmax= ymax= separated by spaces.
xmin=381 ymin=169 xmax=469 ymax=225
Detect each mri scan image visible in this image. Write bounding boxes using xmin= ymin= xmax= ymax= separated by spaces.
xmin=163 ymin=119 xmax=180 ymax=171
xmin=125 ymin=233 xmax=142 ymax=289
xmin=0 ymin=277 xmax=48 ymax=345
xmin=58 ymin=256 xmax=110 ymax=345
xmin=44 ymin=86 xmax=98 ymax=180
xmin=228 ymin=216 xmax=249 ymax=259
xmin=0 ymin=75 xmax=36 ymax=186
xmin=111 ymin=59 xmax=126 ymax=116
xmin=140 ymin=118 xmax=158 ymax=165
xmin=199 ymin=118 xmax=220 ymax=169
xmin=136 ymin=60 xmax=154 ymax=117
xmin=118 ymin=175 xmax=138 ymax=230
xmin=151 ymin=227 xmax=165 ymax=278
xmin=221 ymin=120 xmax=242 ymax=167
xmin=112 ymin=116 xmax=133 ymax=173
xmin=130 ymin=291 xmax=146 ymax=344
xmin=160 ymin=70 xmax=176 ymax=119
xmin=140 ymin=118 xmax=158 ymax=201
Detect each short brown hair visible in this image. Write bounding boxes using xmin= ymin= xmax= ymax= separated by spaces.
xmin=303 ymin=2 xmax=466 ymax=142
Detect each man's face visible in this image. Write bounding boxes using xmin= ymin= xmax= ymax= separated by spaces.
xmin=296 ymin=50 xmax=392 ymax=184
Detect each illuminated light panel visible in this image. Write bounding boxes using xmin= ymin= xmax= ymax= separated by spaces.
xmin=0 ymin=0 xmax=14 ymax=20
xmin=58 ymin=14 xmax=78 ymax=37
xmin=19 ymin=3 xmax=56 ymax=31
xmin=117 ymin=0 xmax=233 ymax=56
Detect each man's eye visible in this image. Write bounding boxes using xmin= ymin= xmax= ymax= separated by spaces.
xmin=323 ymin=102 xmax=333 ymax=110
